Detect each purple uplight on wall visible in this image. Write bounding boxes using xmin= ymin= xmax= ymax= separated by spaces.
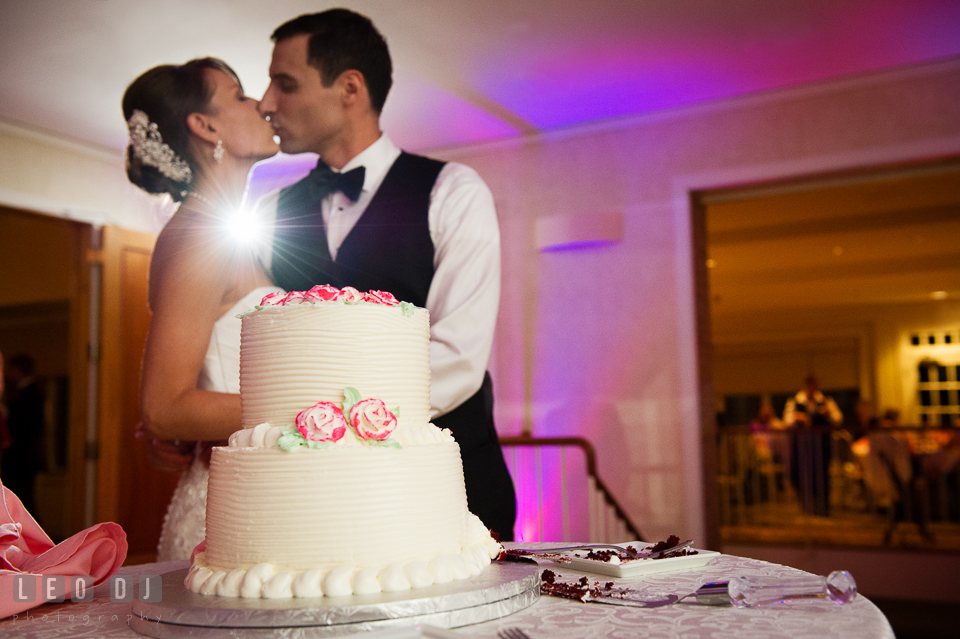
xmin=536 ymin=212 xmax=623 ymax=253
xmin=504 ymin=444 xmax=592 ymax=543
xmin=540 ymin=238 xmax=620 ymax=253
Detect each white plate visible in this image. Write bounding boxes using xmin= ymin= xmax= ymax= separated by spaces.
xmin=557 ymin=543 xmax=720 ymax=578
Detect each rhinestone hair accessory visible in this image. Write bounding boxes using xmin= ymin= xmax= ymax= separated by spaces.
xmin=126 ymin=109 xmax=193 ymax=183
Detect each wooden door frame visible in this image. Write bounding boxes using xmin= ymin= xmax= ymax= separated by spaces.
xmin=96 ymin=225 xmax=156 ymax=527
xmin=65 ymin=222 xmax=93 ymax=536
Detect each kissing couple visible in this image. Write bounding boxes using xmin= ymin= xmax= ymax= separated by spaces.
xmin=126 ymin=8 xmax=516 ymax=561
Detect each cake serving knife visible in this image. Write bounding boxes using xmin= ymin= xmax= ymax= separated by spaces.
xmin=511 ymin=539 xmax=694 ymax=560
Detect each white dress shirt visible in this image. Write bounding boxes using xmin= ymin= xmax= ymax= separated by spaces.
xmin=257 ymin=135 xmax=500 ymax=418
xmin=783 ymin=390 xmax=843 ymax=426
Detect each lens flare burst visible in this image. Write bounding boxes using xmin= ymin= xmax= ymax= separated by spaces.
xmin=226 ymin=209 xmax=261 ymax=243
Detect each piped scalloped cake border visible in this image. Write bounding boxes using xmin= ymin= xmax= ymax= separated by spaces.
xmin=186 ymin=534 xmax=502 ymax=598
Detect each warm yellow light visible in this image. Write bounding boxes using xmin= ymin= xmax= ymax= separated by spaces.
xmin=832 ymin=246 xmax=844 ymax=256
xmin=706 ymin=258 xmax=716 ymax=269
xmin=931 ymin=291 xmax=948 ymax=300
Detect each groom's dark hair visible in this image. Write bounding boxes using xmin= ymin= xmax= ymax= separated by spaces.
xmin=272 ymin=9 xmax=393 ymax=114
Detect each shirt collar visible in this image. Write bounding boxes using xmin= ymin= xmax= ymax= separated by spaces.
xmin=337 ymin=134 xmax=401 ymax=193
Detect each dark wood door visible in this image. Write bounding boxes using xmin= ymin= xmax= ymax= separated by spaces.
xmin=97 ymin=225 xmax=178 ymax=565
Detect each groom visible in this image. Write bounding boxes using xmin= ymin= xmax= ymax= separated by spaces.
xmin=257 ymin=9 xmax=516 ymax=540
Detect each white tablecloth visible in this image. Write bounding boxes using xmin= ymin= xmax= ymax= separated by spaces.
xmin=0 ymin=548 xmax=894 ymax=638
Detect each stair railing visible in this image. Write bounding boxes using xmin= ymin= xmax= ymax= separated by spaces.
xmin=499 ymin=435 xmax=644 ymax=543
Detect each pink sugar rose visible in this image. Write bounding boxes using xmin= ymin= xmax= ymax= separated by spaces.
xmin=349 ymin=398 xmax=398 ymax=441
xmin=363 ymin=290 xmax=400 ymax=306
xmin=260 ymin=291 xmax=286 ymax=306
xmin=337 ymin=286 xmax=364 ymax=304
xmin=306 ymin=284 xmax=340 ymax=302
xmin=282 ymin=290 xmax=307 ymax=305
xmin=296 ymin=402 xmax=347 ymax=442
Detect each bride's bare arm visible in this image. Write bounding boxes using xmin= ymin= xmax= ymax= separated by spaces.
xmin=140 ymin=211 xmax=244 ymax=441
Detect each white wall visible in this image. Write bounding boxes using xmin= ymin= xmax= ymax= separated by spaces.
xmin=437 ymin=58 xmax=960 ymax=544
xmin=0 ymin=120 xmax=171 ymax=232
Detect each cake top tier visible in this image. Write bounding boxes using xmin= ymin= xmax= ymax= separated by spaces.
xmin=236 ymin=284 xmax=445 ymax=448
xmin=239 ymin=284 xmax=417 ymax=317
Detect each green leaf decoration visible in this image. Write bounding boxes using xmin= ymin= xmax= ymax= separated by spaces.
xmin=399 ymin=301 xmax=414 ymax=317
xmin=277 ymin=431 xmax=306 ymax=451
xmin=392 ymin=406 xmax=400 ymax=419
xmin=342 ymin=387 xmax=361 ymax=417
xmin=278 ymin=427 xmax=337 ymax=451
xmin=369 ymin=439 xmax=402 ymax=449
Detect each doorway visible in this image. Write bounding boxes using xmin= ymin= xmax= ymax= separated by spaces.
xmin=0 ymin=205 xmax=174 ymax=563
xmin=696 ymin=158 xmax=960 ymax=550
xmin=1 ymin=205 xmax=92 ymax=540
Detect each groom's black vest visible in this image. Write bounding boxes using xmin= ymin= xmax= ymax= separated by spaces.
xmin=271 ymin=152 xmax=441 ymax=306
xmin=271 ymin=152 xmax=517 ymax=539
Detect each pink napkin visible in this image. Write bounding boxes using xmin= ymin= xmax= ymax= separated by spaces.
xmin=0 ymin=481 xmax=127 ymax=619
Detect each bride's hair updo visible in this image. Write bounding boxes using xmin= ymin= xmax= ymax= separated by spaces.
xmin=122 ymin=57 xmax=240 ymax=202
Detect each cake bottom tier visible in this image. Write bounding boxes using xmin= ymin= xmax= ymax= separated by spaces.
xmin=187 ymin=442 xmax=501 ymax=598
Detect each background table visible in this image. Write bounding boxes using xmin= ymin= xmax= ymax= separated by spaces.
xmin=0 ymin=547 xmax=894 ymax=638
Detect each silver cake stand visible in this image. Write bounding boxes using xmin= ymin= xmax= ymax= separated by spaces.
xmin=130 ymin=560 xmax=539 ymax=637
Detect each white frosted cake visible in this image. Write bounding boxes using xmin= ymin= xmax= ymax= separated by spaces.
xmin=185 ymin=285 xmax=501 ymax=598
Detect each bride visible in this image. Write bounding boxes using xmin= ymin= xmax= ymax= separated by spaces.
xmin=123 ymin=58 xmax=281 ymax=561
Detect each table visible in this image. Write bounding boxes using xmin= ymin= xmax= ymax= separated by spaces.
xmin=0 ymin=547 xmax=894 ymax=638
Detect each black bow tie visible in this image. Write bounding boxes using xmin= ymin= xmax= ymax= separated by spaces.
xmin=304 ymin=162 xmax=366 ymax=202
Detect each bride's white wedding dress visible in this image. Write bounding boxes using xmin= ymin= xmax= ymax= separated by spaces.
xmin=156 ymin=285 xmax=282 ymax=562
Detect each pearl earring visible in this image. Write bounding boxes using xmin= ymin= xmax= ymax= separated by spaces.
xmin=213 ymin=139 xmax=224 ymax=163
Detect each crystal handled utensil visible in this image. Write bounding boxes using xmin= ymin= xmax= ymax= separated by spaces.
xmin=727 ymin=571 xmax=857 ymax=608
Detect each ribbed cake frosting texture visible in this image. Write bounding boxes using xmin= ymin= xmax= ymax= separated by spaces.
xmin=240 ymin=303 xmax=432 ymax=433
xmin=187 ymin=292 xmax=501 ymax=598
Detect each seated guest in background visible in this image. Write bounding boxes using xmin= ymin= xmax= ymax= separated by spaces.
xmin=749 ymin=404 xmax=783 ymax=434
xmin=880 ymin=408 xmax=901 ymax=430
xmin=852 ymin=399 xmax=879 ymax=440
xmin=921 ymin=424 xmax=960 ymax=521
xmin=749 ymin=404 xmax=786 ymax=465
xmin=863 ymin=409 xmax=912 ymax=512
xmin=783 ymin=375 xmax=842 ymax=516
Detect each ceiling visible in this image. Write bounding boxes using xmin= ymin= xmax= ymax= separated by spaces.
xmin=2 ymin=0 xmax=960 ymax=154
xmin=705 ymin=162 xmax=960 ymax=315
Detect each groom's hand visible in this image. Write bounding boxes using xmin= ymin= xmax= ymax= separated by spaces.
xmin=145 ymin=438 xmax=195 ymax=474
xmin=136 ymin=422 xmax=194 ymax=474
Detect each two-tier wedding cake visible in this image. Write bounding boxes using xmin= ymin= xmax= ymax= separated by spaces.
xmin=185 ymin=285 xmax=501 ymax=599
